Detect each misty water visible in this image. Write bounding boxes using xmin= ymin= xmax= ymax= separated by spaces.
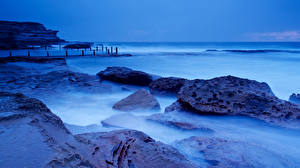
xmin=7 ymin=43 xmax=300 ymax=167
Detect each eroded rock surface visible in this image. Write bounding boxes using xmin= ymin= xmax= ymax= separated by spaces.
xmin=97 ymin=67 xmax=154 ymax=86
xmin=76 ymin=130 xmax=198 ymax=168
xmin=149 ymin=77 xmax=188 ymax=95
xmin=166 ymin=76 xmax=300 ymax=127
xmin=176 ymin=136 xmax=295 ymax=168
xmin=113 ymin=89 xmax=160 ymax=112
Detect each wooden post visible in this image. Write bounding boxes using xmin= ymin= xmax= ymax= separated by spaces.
xmin=82 ymin=50 xmax=84 ymax=56
xmin=108 ymin=49 xmax=110 ymax=55
xmin=47 ymin=51 xmax=50 ymax=57
xmin=111 ymin=47 xmax=113 ymax=54
xmin=9 ymin=51 xmax=12 ymax=57
xmin=116 ymin=47 xmax=118 ymax=55
xmin=93 ymin=50 xmax=96 ymax=56
xmin=66 ymin=51 xmax=68 ymax=57
xmin=28 ymin=51 xmax=30 ymax=57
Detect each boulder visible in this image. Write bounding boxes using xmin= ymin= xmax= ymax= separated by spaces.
xmin=113 ymin=89 xmax=160 ymax=112
xmin=149 ymin=77 xmax=188 ymax=95
xmin=176 ymin=136 xmax=294 ymax=168
xmin=0 ymin=20 xmax=64 ymax=49
xmin=289 ymin=93 xmax=300 ymax=105
xmin=97 ymin=67 xmax=154 ymax=86
xmin=0 ymin=92 xmax=198 ymax=168
xmin=166 ymin=76 xmax=300 ymax=127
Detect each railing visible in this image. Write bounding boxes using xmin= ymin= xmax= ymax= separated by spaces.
xmin=0 ymin=45 xmax=119 ymax=57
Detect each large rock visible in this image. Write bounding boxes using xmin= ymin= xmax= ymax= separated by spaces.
xmin=0 ymin=92 xmax=96 ymax=167
xmin=113 ymin=89 xmax=160 ymax=111
xmin=97 ymin=67 xmax=154 ymax=86
xmin=0 ymin=92 xmax=198 ymax=168
xmin=289 ymin=93 xmax=300 ymax=105
xmin=149 ymin=77 xmax=188 ymax=95
xmin=176 ymin=136 xmax=295 ymax=168
xmin=166 ymin=76 xmax=300 ymax=127
xmin=0 ymin=20 xmax=64 ymax=49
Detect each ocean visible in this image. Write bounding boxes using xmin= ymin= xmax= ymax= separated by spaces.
xmin=67 ymin=42 xmax=300 ymax=100
xmin=2 ymin=42 xmax=300 ymax=167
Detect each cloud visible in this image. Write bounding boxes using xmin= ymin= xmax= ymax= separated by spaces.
xmin=249 ymin=31 xmax=300 ymax=42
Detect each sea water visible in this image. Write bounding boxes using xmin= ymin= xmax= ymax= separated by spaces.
xmin=3 ymin=42 xmax=300 ymax=167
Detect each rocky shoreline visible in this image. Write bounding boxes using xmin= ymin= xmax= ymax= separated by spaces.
xmin=0 ymin=21 xmax=65 ymax=49
xmin=1 ymin=56 xmax=300 ymax=167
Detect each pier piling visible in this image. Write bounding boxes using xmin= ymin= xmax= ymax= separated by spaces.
xmin=82 ymin=50 xmax=84 ymax=56
xmin=116 ymin=47 xmax=118 ymax=55
xmin=9 ymin=51 xmax=12 ymax=57
xmin=93 ymin=50 xmax=96 ymax=56
xmin=47 ymin=51 xmax=49 ymax=57
xmin=66 ymin=51 xmax=68 ymax=57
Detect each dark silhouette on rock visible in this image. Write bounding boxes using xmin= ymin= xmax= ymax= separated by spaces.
xmin=97 ymin=67 xmax=154 ymax=86
xmin=63 ymin=43 xmax=92 ymax=49
xmin=0 ymin=20 xmax=64 ymax=49
xmin=166 ymin=75 xmax=300 ymax=128
xmin=149 ymin=77 xmax=188 ymax=95
xmin=289 ymin=93 xmax=300 ymax=105
xmin=113 ymin=89 xmax=161 ymax=112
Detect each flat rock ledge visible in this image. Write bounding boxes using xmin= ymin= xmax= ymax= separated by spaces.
xmin=0 ymin=56 xmax=66 ymax=65
xmin=113 ymin=89 xmax=161 ymax=112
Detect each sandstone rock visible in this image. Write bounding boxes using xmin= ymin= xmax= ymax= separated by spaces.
xmin=149 ymin=77 xmax=188 ymax=95
xmin=167 ymin=76 xmax=300 ymax=127
xmin=289 ymin=93 xmax=300 ymax=105
xmin=0 ymin=20 xmax=64 ymax=49
xmin=113 ymin=89 xmax=160 ymax=111
xmin=176 ymin=136 xmax=294 ymax=168
xmin=0 ymin=92 xmax=96 ymax=167
xmin=97 ymin=67 xmax=154 ymax=86
xmin=0 ymin=92 xmax=198 ymax=168
xmin=76 ymin=130 xmax=199 ymax=168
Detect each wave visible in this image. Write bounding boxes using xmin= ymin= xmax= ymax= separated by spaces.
xmin=206 ymin=49 xmax=300 ymax=54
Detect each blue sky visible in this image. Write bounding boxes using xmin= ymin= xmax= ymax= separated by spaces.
xmin=1 ymin=0 xmax=300 ymax=42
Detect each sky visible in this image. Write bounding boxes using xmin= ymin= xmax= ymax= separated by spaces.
xmin=1 ymin=0 xmax=300 ymax=42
